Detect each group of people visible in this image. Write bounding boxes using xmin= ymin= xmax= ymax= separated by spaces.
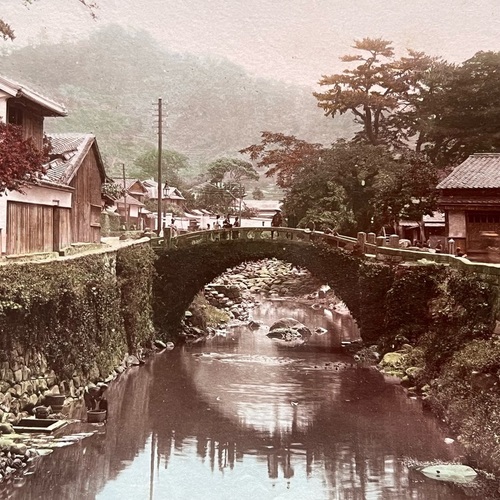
xmin=212 ymin=214 xmax=240 ymax=229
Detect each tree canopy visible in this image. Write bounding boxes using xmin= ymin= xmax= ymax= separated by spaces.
xmin=243 ymin=133 xmax=438 ymax=234
xmin=313 ymin=37 xmax=437 ymax=147
xmin=0 ymin=123 xmax=50 ymax=194
xmin=133 ymin=148 xmax=190 ymax=188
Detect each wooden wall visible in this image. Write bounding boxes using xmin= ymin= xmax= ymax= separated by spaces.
xmin=7 ymin=202 xmax=54 ymax=255
xmin=7 ymin=102 xmax=44 ymax=150
xmin=70 ymin=144 xmax=103 ymax=244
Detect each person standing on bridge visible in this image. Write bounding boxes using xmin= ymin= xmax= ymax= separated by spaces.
xmin=232 ymin=216 xmax=240 ymax=239
xmin=271 ymin=209 xmax=283 ymax=239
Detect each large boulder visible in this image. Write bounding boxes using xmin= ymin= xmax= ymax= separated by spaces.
xmin=267 ymin=318 xmax=312 ymax=340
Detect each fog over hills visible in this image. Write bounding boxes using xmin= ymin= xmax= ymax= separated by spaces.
xmin=1 ymin=25 xmax=355 ymax=176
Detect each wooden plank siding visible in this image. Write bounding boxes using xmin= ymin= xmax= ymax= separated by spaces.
xmin=7 ymin=103 xmax=44 ymax=150
xmin=69 ymin=144 xmax=103 ymax=244
xmin=7 ymin=202 xmax=54 ymax=255
xmin=53 ymin=207 xmax=72 ymax=252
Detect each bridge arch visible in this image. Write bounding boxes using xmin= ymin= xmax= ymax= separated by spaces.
xmin=152 ymin=230 xmax=394 ymax=342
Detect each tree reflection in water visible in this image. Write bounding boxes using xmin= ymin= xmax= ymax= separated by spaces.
xmin=9 ymin=301 xmax=473 ymax=500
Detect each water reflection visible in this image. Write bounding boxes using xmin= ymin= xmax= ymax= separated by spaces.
xmin=12 ymin=301 xmax=478 ymax=500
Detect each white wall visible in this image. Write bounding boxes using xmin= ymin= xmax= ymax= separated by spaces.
xmin=448 ymin=210 xmax=466 ymax=238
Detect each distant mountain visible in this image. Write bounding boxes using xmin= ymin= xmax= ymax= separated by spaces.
xmin=1 ymin=25 xmax=356 ymax=177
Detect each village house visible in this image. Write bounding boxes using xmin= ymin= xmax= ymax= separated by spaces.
xmin=110 ymin=178 xmax=152 ymax=230
xmin=0 ymin=76 xmax=106 ymax=256
xmin=437 ymin=153 xmax=500 ymax=257
xmin=142 ymin=179 xmax=186 ymax=208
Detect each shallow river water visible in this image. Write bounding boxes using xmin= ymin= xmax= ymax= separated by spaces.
xmin=11 ymin=300 xmax=483 ymax=499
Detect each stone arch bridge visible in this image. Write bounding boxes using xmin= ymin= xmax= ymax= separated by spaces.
xmin=151 ymin=227 xmax=500 ymax=340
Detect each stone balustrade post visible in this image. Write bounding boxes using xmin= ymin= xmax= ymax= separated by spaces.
xmin=448 ymin=238 xmax=456 ymax=255
xmin=357 ymin=232 xmax=366 ymax=253
xmin=389 ymin=234 xmax=399 ymax=248
xmin=367 ymin=232 xmax=376 ymax=244
xmin=164 ymin=227 xmax=172 ymax=248
xmin=376 ymin=236 xmax=386 ymax=247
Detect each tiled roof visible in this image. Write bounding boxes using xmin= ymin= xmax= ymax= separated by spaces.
xmin=111 ymin=178 xmax=148 ymax=192
xmin=115 ymin=193 xmax=145 ymax=206
xmin=44 ymin=133 xmax=97 ymax=185
xmin=437 ymin=154 xmax=500 ymax=189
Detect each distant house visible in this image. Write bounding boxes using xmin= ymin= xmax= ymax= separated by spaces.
xmin=142 ymin=179 xmax=185 ymax=208
xmin=0 ymin=75 xmax=106 ymax=256
xmin=112 ymin=178 xmax=149 ymax=203
xmin=243 ymin=199 xmax=281 ymax=219
xmin=399 ymin=211 xmax=446 ymax=246
xmin=437 ymin=153 xmax=500 ymax=255
xmin=113 ymin=193 xmax=149 ymax=230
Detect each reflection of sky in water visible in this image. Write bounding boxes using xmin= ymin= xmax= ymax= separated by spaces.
xmin=17 ymin=299 xmax=473 ymax=500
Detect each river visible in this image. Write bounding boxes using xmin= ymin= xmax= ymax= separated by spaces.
xmin=7 ymin=299 xmax=482 ymax=499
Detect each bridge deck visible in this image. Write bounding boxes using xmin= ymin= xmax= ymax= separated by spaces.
xmin=150 ymin=227 xmax=500 ymax=278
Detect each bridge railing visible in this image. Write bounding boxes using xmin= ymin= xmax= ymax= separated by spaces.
xmin=150 ymin=226 xmax=358 ymax=250
xmin=150 ymin=227 xmax=500 ymax=276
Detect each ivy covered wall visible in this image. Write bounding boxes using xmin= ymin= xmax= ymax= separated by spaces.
xmin=0 ymin=243 xmax=156 ymax=382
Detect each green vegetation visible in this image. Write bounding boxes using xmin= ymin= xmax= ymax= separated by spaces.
xmin=1 ymin=25 xmax=352 ymax=177
xmin=241 ymin=39 xmax=500 ymax=235
xmin=0 ymin=244 xmax=156 ymax=381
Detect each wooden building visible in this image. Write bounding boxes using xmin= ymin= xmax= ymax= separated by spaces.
xmin=0 ymin=75 xmax=107 ymax=256
xmin=1 ymin=133 xmax=106 ymax=255
xmin=0 ymin=75 xmax=66 ymax=149
xmin=437 ymin=153 xmax=500 ymax=256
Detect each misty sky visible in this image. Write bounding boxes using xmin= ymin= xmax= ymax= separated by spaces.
xmin=2 ymin=0 xmax=500 ymax=86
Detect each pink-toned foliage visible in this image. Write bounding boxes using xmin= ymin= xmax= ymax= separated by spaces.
xmin=0 ymin=122 xmax=50 ymax=193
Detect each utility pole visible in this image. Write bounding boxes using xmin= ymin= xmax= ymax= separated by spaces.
xmin=156 ymin=98 xmax=163 ymax=235
xmin=122 ymin=162 xmax=128 ymax=229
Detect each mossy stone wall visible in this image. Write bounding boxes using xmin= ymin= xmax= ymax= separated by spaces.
xmin=0 ymin=242 xmax=156 ymax=420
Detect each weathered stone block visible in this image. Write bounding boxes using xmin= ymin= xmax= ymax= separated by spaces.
xmin=13 ymin=370 xmax=22 ymax=384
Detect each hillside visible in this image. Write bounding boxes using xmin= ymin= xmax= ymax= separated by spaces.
xmin=0 ymin=25 xmax=355 ymax=177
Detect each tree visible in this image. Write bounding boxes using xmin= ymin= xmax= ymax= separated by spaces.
xmin=240 ymin=132 xmax=322 ymax=188
xmin=252 ymin=187 xmax=264 ymax=200
xmin=313 ymin=38 xmax=436 ymax=147
xmin=242 ymin=133 xmax=438 ymax=234
xmin=196 ymin=157 xmax=259 ymax=214
xmin=1 ymin=1 xmax=97 ymax=40
xmin=0 ymin=123 xmax=50 ymax=193
xmin=411 ymin=51 xmax=500 ymax=167
xmin=133 ymin=148 xmax=190 ymax=188
xmin=206 ymin=157 xmax=259 ymax=186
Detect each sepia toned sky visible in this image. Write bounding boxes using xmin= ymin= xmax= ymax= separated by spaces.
xmin=2 ymin=0 xmax=500 ymax=86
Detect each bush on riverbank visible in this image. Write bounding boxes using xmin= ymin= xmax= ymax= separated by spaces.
xmin=116 ymin=244 xmax=156 ymax=353
xmin=378 ymin=265 xmax=500 ymax=472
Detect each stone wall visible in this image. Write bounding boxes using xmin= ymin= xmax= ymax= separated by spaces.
xmin=0 ymin=239 xmax=156 ymax=423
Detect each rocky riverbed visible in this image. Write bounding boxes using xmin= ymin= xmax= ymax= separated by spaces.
xmin=181 ymin=258 xmax=337 ymax=342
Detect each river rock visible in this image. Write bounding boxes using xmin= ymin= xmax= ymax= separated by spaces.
xmin=154 ymin=340 xmax=167 ymax=350
xmin=418 ymin=464 xmax=477 ymax=484
xmin=379 ymin=352 xmax=404 ymax=369
xmin=267 ymin=318 xmax=312 ymax=341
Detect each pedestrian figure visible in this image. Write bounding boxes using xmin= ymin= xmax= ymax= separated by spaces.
xmin=169 ymin=218 xmax=178 ymax=236
xmin=213 ymin=215 xmax=221 ymax=229
xmin=271 ymin=209 xmax=283 ymax=239
xmin=232 ymin=216 xmax=240 ymax=238
xmin=222 ymin=215 xmax=232 ymax=228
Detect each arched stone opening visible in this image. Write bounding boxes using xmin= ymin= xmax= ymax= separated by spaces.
xmin=153 ymin=239 xmax=394 ymax=343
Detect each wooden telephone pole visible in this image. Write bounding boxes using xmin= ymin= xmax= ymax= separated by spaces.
xmin=156 ymin=98 xmax=163 ymax=235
